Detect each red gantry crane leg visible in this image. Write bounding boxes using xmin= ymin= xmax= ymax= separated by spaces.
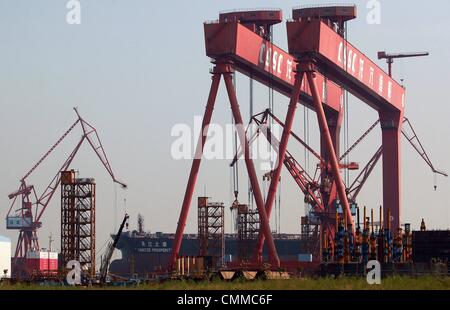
xmin=169 ymin=62 xmax=280 ymax=271
xmin=254 ymin=69 xmax=304 ymax=262
xmin=379 ymin=110 xmax=403 ymax=230
xmin=305 ymin=63 xmax=355 ymax=234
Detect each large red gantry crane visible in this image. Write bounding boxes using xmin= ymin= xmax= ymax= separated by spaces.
xmin=170 ymin=6 xmax=446 ymax=270
xmin=170 ymin=9 xmax=354 ymax=270
xmin=6 ymin=108 xmax=126 ymax=265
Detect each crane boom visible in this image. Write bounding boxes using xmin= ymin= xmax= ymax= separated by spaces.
xmin=100 ymin=213 xmax=129 ymax=283
xmin=378 ymin=51 xmax=429 ymax=60
xmin=402 ymin=117 xmax=448 ymax=177
xmin=378 ymin=51 xmax=429 ymax=77
xmin=74 ymin=108 xmax=127 ymax=189
xmin=6 ymin=108 xmax=126 ymax=264
xmin=20 ymin=119 xmax=80 ymax=182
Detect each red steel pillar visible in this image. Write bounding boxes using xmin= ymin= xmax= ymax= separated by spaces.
xmin=223 ymin=69 xmax=280 ymax=267
xmin=306 ymin=66 xmax=355 ymax=235
xmin=320 ymin=107 xmax=343 ymax=251
xmin=379 ymin=109 xmax=403 ymax=232
xmin=169 ymin=68 xmax=221 ymax=270
xmin=321 ymin=108 xmax=343 ymax=173
xmin=170 ymin=62 xmax=280 ymax=270
xmin=254 ymin=69 xmax=304 ymax=262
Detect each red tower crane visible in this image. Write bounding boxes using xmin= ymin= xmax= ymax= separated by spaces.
xmin=378 ymin=51 xmax=429 ymax=77
xmin=6 ymin=108 xmax=126 ymax=265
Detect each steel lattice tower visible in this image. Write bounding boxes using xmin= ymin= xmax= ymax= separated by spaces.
xmin=237 ymin=204 xmax=259 ymax=262
xmin=197 ymin=197 xmax=224 ymax=267
xmin=61 ymin=171 xmax=96 ymax=279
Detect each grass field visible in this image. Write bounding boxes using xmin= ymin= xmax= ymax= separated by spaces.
xmin=1 ymin=276 xmax=449 ymax=290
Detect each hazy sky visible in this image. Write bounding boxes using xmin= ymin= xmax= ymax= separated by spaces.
xmin=1 ymin=0 xmax=449 ymax=259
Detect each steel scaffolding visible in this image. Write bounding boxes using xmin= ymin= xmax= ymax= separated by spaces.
xmin=198 ymin=197 xmax=225 ymax=266
xmin=237 ymin=204 xmax=259 ymax=262
xmin=61 ymin=171 xmax=96 ymax=279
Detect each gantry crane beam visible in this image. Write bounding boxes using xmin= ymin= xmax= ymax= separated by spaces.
xmin=286 ymin=18 xmax=406 ymax=112
xmin=287 ymin=9 xmax=406 ymax=231
xmin=204 ymin=20 xmax=344 ymax=117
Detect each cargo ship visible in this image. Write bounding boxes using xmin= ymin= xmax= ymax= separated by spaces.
xmin=109 ymin=227 xmax=310 ymax=278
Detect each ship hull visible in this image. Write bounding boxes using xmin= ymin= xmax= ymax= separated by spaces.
xmin=110 ymin=232 xmax=309 ymax=277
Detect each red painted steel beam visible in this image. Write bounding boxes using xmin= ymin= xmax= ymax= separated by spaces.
xmin=169 ymin=71 xmax=222 ymax=271
xmin=223 ymin=69 xmax=280 ymax=267
xmin=169 ymin=63 xmax=280 ymax=270
xmin=254 ymin=71 xmax=304 ymax=261
xmin=286 ymin=19 xmax=405 ymax=112
xmin=204 ymin=22 xmax=343 ymax=117
xmin=348 ymin=146 xmax=383 ymax=201
xmin=379 ymin=109 xmax=403 ymax=231
xmin=306 ymin=68 xmax=355 ymax=235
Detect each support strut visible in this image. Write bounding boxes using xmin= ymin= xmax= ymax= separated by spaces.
xmin=379 ymin=110 xmax=403 ymax=232
xmin=223 ymin=72 xmax=280 ymax=267
xmin=169 ymin=70 xmax=221 ymax=271
xmin=306 ymin=68 xmax=355 ymax=235
xmin=254 ymin=70 xmax=304 ymax=262
xmin=169 ymin=63 xmax=280 ymax=271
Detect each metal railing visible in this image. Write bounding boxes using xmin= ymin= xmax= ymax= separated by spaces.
xmin=219 ymin=8 xmax=282 ymax=15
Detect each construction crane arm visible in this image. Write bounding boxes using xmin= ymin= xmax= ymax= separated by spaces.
xmin=19 ymin=119 xmax=80 ymax=183
xmin=100 ymin=213 xmax=129 ymax=283
xmin=35 ymin=109 xmax=128 ymax=221
xmin=35 ymin=137 xmax=85 ymax=223
xmin=402 ymin=117 xmax=448 ymax=178
xmin=378 ymin=51 xmax=429 ymax=60
xmin=347 ymin=146 xmax=383 ymax=201
xmin=74 ymin=108 xmax=127 ymax=188
xmin=340 ymin=116 xmax=446 ymax=198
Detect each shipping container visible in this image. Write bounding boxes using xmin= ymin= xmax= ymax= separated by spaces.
xmin=25 ymin=250 xmax=58 ymax=273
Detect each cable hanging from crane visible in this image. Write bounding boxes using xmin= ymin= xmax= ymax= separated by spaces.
xmin=343 ymin=22 xmax=351 ymax=187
